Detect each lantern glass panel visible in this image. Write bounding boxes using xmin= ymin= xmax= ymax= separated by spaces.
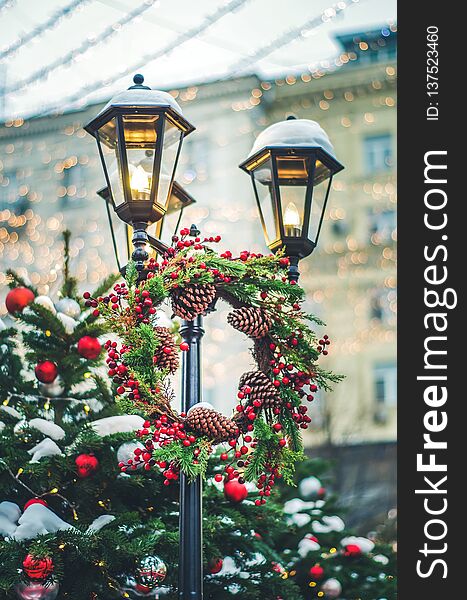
xmin=280 ymin=186 xmax=307 ymax=238
xmin=158 ymin=118 xmax=183 ymax=212
xmin=308 ymin=160 xmax=332 ymax=243
xmin=252 ymin=156 xmax=279 ymax=246
xmin=276 ymin=154 xmax=313 ymax=238
xmin=97 ymin=117 xmax=125 ymax=208
xmin=314 ymin=159 xmax=332 ymax=186
xmin=122 ymin=114 xmax=159 ymax=203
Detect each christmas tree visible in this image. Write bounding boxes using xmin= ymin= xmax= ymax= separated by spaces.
xmin=0 ymin=231 xmax=302 ymax=600
xmin=276 ymin=459 xmax=397 ymax=600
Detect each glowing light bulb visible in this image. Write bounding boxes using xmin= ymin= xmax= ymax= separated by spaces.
xmin=130 ymin=165 xmax=151 ymax=198
xmin=283 ymin=202 xmax=302 ymax=236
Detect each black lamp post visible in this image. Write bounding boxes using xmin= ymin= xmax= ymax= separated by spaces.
xmin=97 ymin=180 xmax=196 ymax=272
xmin=87 ymin=75 xmax=203 ymax=600
xmin=85 ymin=74 xmax=195 ymax=273
xmin=239 ymin=116 xmax=344 ymax=281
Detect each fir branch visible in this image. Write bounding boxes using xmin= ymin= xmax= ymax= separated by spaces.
xmin=141 ymin=273 xmax=168 ymax=304
xmin=20 ymin=303 xmax=67 ymax=338
xmin=60 ymin=229 xmax=79 ymax=299
xmin=5 ymin=269 xmax=38 ymax=294
xmin=125 ymin=260 xmax=139 ymax=289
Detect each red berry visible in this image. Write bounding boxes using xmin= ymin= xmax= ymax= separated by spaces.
xmin=180 ymin=342 xmax=189 ymax=351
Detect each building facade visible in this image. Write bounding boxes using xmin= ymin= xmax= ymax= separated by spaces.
xmin=0 ymin=27 xmax=397 ymax=446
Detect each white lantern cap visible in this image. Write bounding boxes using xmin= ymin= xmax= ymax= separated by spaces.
xmin=249 ymin=118 xmax=336 ymax=158
xmin=96 ymin=74 xmax=183 ymax=118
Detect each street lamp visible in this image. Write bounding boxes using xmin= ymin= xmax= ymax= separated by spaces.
xmin=97 ymin=180 xmax=196 ymax=272
xmin=87 ymin=75 xmax=202 ymax=600
xmin=85 ymin=74 xmax=195 ymax=272
xmin=240 ymin=116 xmax=344 ymax=280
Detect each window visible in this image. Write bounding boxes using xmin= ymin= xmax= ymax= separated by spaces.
xmin=331 ymin=219 xmax=348 ymax=237
xmin=363 ymin=134 xmax=393 ymax=173
xmin=0 ymin=171 xmax=17 ymax=209
xmin=369 ymin=209 xmax=396 ymax=242
xmin=309 ymin=388 xmax=327 ymax=430
xmin=370 ymin=288 xmax=397 ymax=325
xmin=373 ymin=362 xmax=397 ymax=423
xmin=179 ymin=136 xmax=209 ymax=184
xmin=61 ymin=164 xmax=85 ymax=204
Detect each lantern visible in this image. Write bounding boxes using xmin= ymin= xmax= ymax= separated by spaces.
xmin=240 ymin=116 xmax=344 ymax=278
xmin=85 ymin=74 xmax=195 ymax=271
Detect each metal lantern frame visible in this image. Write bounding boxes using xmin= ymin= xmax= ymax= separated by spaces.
xmin=151 ymin=180 xmax=197 ymax=245
xmin=97 ymin=180 xmax=196 ymax=271
xmin=85 ymin=103 xmax=195 ymax=226
xmin=239 ymin=145 xmax=344 ymax=259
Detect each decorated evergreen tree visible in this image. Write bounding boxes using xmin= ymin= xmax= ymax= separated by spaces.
xmin=276 ymin=459 xmax=397 ymax=600
xmin=0 ymin=232 xmax=302 ymax=600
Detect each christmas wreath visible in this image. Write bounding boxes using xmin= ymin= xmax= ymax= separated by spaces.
xmin=85 ymin=228 xmax=342 ymax=502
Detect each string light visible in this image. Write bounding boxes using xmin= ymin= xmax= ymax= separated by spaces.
xmin=34 ymin=0 xmax=252 ymax=118
xmin=227 ymin=0 xmax=360 ymax=77
xmin=0 ymin=0 xmax=89 ymax=61
xmin=0 ymin=0 xmax=15 ymax=15
xmin=5 ymin=0 xmax=159 ymax=94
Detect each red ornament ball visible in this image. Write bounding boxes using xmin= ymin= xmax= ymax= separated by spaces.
xmin=309 ymin=564 xmax=324 ymax=580
xmin=24 ymin=498 xmax=48 ymax=511
xmin=135 ymin=583 xmax=152 ymax=594
xmin=344 ymin=543 xmax=362 ymax=557
xmin=208 ymin=558 xmax=223 ymax=574
xmin=75 ymin=453 xmax=99 ymax=478
xmin=223 ymin=479 xmax=248 ymax=504
xmin=77 ymin=336 xmax=101 ymax=360
xmin=22 ymin=554 xmax=54 ymax=581
xmin=34 ymin=361 xmax=58 ymax=384
xmin=6 ymin=287 xmax=35 ymax=314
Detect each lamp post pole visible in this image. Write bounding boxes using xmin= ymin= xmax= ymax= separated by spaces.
xmin=287 ymin=255 xmax=301 ymax=283
xmin=179 ymin=314 xmax=204 ymax=600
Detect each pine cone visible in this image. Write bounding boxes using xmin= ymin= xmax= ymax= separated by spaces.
xmin=185 ymin=406 xmax=239 ymax=443
xmin=239 ymin=370 xmax=281 ymax=410
xmin=171 ymin=284 xmax=216 ymax=321
xmin=227 ymin=307 xmax=271 ymax=339
xmin=153 ymin=326 xmax=179 ymax=373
